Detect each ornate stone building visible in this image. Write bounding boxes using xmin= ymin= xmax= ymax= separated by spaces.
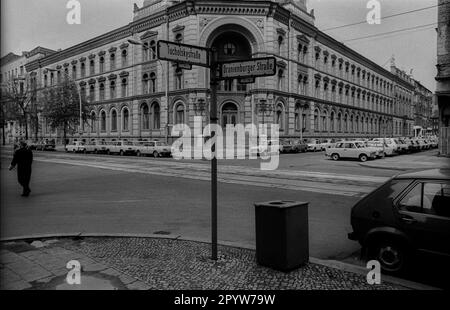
xmin=435 ymin=0 xmax=450 ymax=155
xmin=24 ymin=0 xmax=424 ymax=143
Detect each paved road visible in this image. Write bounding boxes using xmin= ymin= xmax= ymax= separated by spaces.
xmin=1 ymin=148 xmax=397 ymax=260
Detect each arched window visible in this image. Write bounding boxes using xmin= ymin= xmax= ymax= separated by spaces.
xmin=277 ymin=69 xmax=285 ymax=90
xmin=175 ymin=103 xmax=185 ymax=124
xmin=99 ymin=83 xmax=105 ymax=100
xmin=152 ymin=102 xmax=160 ymax=129
xmin=90 ymin=112 xmax=96 ymax=133
xmin=142 ymin=74 xmax=149 ymax=94
xmin=121 ymin=49 xmax=128 ymax=67
xmin=110 ymin=80 xmax=116 ymax=99
xmin=276 ymin=104 xmax=284 ymax=131
xmin=121 ymin=78 xmax=128 ymax=97
xmin=122 ymin=108 xmax=129 ymax=131
xmin=81 ymin=62 xmax=86 ymax=77
xmin=337 ymin=113 xmax=342 ymax=132
xmin=150 ymin=72 xmax=156 ymax=93
xmin=175 ymin=68 xmax=183 ymax=90
xmin=90 ymin=60 xmax=95 ymax=75
xmin=224 ymin=43 xmax=236 ymax=56
xmin=110 ymin=53 xmax=116 ymax=71
xmin=344 ymin=114 xmax=348 ymax=132
xmin=277 ymin=35 xmax=284 ymax=55
xmin=330 ymin=112 xmax=335 ymax=132
xmin=100 ymin=111 xmax=106 ymax=132
xmin=72 ymin=65 xmax=77 ymax=80
xmin=314 ymin=109 xmax=319 ymax=132
xmin=141 ymin=103 xmax=150 ymax=130
xmin=322 ymin=111 xmax=328 ymax=132
xmin=89 ymin=85 xmax=95 ymax=102
xmin=355 ymin=116 xmax=359 ymax=133
xmin=99 ymin=57 xmax=105 ymax=73
xmin=350 ymin=115 xmax=354 ymax=132
xmin=111 ymin=110 xmax=118 ymax=132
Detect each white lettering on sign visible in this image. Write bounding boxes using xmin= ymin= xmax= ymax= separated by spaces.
xmin=158 ymin=41 xmax=209 ymax=67
xmin=221 ymin=58 xmax=276 ymax=79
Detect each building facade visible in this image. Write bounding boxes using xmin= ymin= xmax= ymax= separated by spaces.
xmin=20 ymin=0 xmax=430 ymax=144
xmin=412 ymin=79 xmax=433 ymax=137
xmin=436 ymin=0 xmax=450 ymax=156
xmin=1 ymin=47 xmax=55 ymax=144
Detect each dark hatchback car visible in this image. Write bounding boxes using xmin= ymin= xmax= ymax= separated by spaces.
xmin=348 ymin=169 xmax=450 ymax=274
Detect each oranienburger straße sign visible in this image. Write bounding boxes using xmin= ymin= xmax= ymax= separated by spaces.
xmin=220 ymin=57 xmax=277 ymax=79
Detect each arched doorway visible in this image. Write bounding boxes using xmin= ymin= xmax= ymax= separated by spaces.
xmin=221 ymin=102 xmax=238 ymax=127
xmin=209 ymin=25 xmax=253 ymax=92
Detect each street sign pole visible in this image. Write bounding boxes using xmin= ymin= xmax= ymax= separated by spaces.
xmin=210 ymin=49 xmax=218 ymax=261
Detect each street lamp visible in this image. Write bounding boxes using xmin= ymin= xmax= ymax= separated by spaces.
xmin=45 ymin=68 xmax=83 ymax=137
xmin=128 ymin=39 xmax=170 ymax=143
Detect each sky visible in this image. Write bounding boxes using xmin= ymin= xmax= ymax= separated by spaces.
xmin=0 ymin=0 xmax=438 ymax=90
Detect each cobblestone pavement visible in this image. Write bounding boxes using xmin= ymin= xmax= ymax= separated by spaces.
xmin=1 ymin=237 xmax=410 ymax=290
xmin=0 ymin=239 xmax=149 ymax=290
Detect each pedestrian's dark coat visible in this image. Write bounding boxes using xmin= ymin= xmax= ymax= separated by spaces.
xmin=10 ymin=147 xmax=33 ymax=193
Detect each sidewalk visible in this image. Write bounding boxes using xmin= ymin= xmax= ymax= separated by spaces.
xmin=1 ymin=236 xmax=416 ymax=290
xmin=360 ymin=150 xmax=449 ymax=171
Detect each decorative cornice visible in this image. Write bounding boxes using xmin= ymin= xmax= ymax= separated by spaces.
xmin=79 ymin=57 xmax=87 ymax=62
xmin=88 ymin=78 xmax=97 ymax=84
xmin=97 ymin=76 xmax=106 ymax=83
xmin=98 ymin=51 xmax=106 ymax=57
xmin=108 ymin=74 xmax=117 ymax=80
xmin=119 ymin=71 xmax=130 ymax=78
xmin=120 ymin=43 xmax=129 ymax=49
xmin=71 ymin=60 xmax=78 ymax=65
xmin=172 ymin=25 xmax=185 ymax=33
xmin=89 ymin=54 xmax=96 ymax=59
xmin=109 ymin=47 xmax=117 ymax=53
xmin=140 ymin=31 xmax=158 ymax=40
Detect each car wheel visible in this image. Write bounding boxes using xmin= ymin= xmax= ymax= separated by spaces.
xmin=136 ymin=151 xmax=141 ymax=157
xmin=153 ymin=151 xmax=159 ymax=158
xmin=331 ymin=153 xmax=340 ymax=161
xmin=359 ymin=154 xmax=368 ymax=162
xmin=369 ymin=240 xmax=407 ymax=275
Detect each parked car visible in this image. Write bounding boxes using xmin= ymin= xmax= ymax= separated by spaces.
xmin=83 ymin=140 xmax=104 ymax=154
xmin=25 ymin=140 xmax=39 ymax=150
xmin=373 ymin=138 xmax=399 ymax=154
xmin=249 ymin=139 xmax=281 ymax=157
xmin=403 ymin=138 xmax=421 ymax=153
xmin=325 ymin=141 xmax=378 ymax=162
xmin=148 ymin=141 xmax=172 ymax=158
xmin=65 ymin=141 xmax=86 ymax=153
xmin=321 ymin=139 xmax=337 ymax=150
xmin=394 ymin=139 xmax=408 ymax=154
xmin=107 ymin=140 xmax=136 ymax=156
xmin=279 ymin=139 xmax=296 ymax=154
xmin=367 ymin=141 xmax=395 ymax=157
xmin=348 ymin=168 xmax=450 ymax=275
xmin=306 ymin=139 xmax=323 ymax=152
xmin=290 ymin=139 xmax=308 ymax=153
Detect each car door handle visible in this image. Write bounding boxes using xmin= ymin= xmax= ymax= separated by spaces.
xmin=400 ymin=215 xmax=417 ymax=224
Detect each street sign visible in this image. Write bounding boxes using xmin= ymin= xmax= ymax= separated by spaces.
xmin=219 ymin=57 xmax=277 ymax=80
xmin=238 ymin=77 xmax=256 ymax=84
xmin=157 ymin=40 xmax=210 ymax=68
xmin=177 ymin=63 xmax=193 ymax=70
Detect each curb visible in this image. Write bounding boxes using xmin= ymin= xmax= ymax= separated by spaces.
xmin=1 ymin=232 xmax=439 ymax=290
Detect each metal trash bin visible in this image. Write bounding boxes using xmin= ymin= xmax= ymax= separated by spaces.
xmin=255 ymin=200 xmax=309 ymax=271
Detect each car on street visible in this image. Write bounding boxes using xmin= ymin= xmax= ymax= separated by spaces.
xmin=290 ymin=139 xmax=308 ymax=153
xmin=83 ymin=140 xmax=105 ymax=154
xmin=65 ymin=141 xmax=86 ymax=153
xmin=325 ymin=141 xmax=378 ymax=162
xmin=373 ymin=138 xmax=400 ymax=154
xmin=108 ymin=140 xmax=136 ymax=156
xmin=279 ymin=139 xmax=296 ymax=154
xmin=306 ymin=139 xmax=323 ymax=152
xmin=147 ymin=141 xmax=172 ymax=157
xmin=321 ymin=139 xmax=337 ymax=150
xmin=367 ymin=140 xmax=395 ymax=157
xmin=249 ymin=139 xmax=281 ymax=157
xmin=394 ymin=139 xmax=409 ymax=154
xmin=348 ymin=168 xmax=450 ymax=275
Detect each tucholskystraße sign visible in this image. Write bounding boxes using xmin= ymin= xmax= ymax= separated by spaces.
xmin=219 ymin=57 xmax=277 ymax=80
xmin=157 ymin=40 xmax=209 ymax=68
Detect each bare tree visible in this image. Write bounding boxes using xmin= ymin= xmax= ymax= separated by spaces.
xmin=40 ymin=78 xmax=89 ymax=146
xmin=0 ymin=77 xmax=35 ymax=140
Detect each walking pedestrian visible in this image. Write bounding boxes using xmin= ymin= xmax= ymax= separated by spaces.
xmin=9 ymin=140 xmax=33 ymax=197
